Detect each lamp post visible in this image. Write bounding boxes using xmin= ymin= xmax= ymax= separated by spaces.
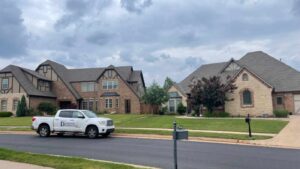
xmin=245 ymin=114 xmax=252 ymax=137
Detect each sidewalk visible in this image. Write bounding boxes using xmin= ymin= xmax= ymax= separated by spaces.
xmin=253 ymin=115 xmax=300 ymax=148
xmin=118 ymin=127 xmax=275 ymax=136
xmin=0 ymin=160 xmax=53 ymax=169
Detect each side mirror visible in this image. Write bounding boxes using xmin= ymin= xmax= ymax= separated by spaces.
xmin=78 ymin=115 xmax=85 ymax=119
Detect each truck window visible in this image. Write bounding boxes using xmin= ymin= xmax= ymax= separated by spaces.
xmin=59 ymin=111 xmax=73 ymax=118
xmin=72 ymin=111 xmax=84 ymax=118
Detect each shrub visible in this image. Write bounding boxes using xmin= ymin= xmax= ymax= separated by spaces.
xmin=16 ymin=96 xmax=27 ymax=117
xmin=0 ymin=112 xmax=13 ymax=117
xmin=37 ymin=102 xmax=57 ymax=115
xmin=27 ymin=108 xmax=43 ymax=116
xmin=177 ymin=103 xmax=186 ymax=115
xmin=203 ymin=111 xmax=230 ymax=117
xmin=159 ymin=106 xmax=168 ymax=115
xmin=273 ymin=110 xmax=289 ymax=118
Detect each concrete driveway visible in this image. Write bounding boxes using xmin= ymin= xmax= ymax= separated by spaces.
xmin=254 ymin=115 xmax=300 ymax=148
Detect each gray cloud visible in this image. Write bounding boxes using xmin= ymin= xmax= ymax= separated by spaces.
xmin=0 ymin=0 xmax=27 ymax=57
xmin=121 ymin=0 xmax=152 ymax=14
xmin=292 ymin=0 xmax=300 ymax=15
xmin=86 ymin=31 xmax=114 ymax=45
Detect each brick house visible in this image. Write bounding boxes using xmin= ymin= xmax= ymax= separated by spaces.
xmin=167 ymin=51 xmax=300 ymax=116
xmin=0 ymin=60 xmax=145 ymax=114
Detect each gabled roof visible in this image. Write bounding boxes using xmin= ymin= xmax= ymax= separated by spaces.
xmin=37 ymin=60 xmax=146 ymax=99
xmin=177 ymin=51 xmax=300 ymax=94
xmin=0 ymin=65 xmax=56 ymax=98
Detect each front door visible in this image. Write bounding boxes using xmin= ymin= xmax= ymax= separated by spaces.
xmin=294 ymin=95 xmax=300 ymax=115
xmin=59 ymin=101 xmax=72 ymax=109
xmin=125 ymin=99 xmax=131 ymax=114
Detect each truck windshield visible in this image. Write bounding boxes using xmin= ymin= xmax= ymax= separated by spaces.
xmin=81 ymin=110 xmax=97 ymax=118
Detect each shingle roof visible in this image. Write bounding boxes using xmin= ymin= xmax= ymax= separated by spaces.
xmin=38 ymin=60 xmax=145 ymax=99
xmin=178 ymin=51 xmax=300 ymax=94
xmin=0 ymin=65 xmax=56 ymax=98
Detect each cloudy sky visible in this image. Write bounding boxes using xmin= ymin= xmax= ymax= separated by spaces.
xmin=1 ymin=0 xmax=300 ymax=85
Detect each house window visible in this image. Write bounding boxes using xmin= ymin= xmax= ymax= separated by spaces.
xmin=13 ymin=99 xmax=19 ymax=111
xmin=95 ymin=99 xmax=99 ymax=111
xmin=116 ymin=98 xmax=119 ymax=108
xmin=169 ymin=92 xmax=180 ymax=98
xmin=38 ymin=80 xmax=50 ymax=92
xmin=81 ymin=82 xmax=96 ymax=92
xmin=102 ymin=81 xmax=118 ymax=90
xmin=276 ymin=96 xmax=283 ymax=105
xmin=105 ymin=98 xmax=113 ymax=108
xmin=88 ymin=99 xmax=94 ymax=110
xmin=242 ymin=73 xmax=249 ymax=81
xmin=1 ymin=100 xmax=7 ymax=111
xmin=2 ymin=78 xmax=9 ymax=89
xmin=242 ymin=89 xmax=253 ymax=106
xmin=82 ymin=100 xmax=88 ymax=109
xmin=168 ymin=99 xmax=182 ymax=112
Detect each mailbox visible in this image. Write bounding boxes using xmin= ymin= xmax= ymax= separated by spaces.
xmin=174 ymin=129 xmax=188 ymax=140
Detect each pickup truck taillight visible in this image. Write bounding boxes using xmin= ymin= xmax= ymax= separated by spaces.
xmin=32 ymin=117 xmax=36 ymax=122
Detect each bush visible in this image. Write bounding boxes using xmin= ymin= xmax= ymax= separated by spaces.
xmin=16 ymin=96 xmax=27 ymax=117
xmin=159 ymin=106 xmax=168 ymax=115
xmin=26 ymin=108 xmax=43 ymax=116
xmin=37 ymin=102 xmax=57 ymax=115
xmin=177 ymin=103 xmax=186 ymax=115
xmin=273 ymin=110 xmax=289 ymax=118
xmin=0 ymin=112 xmax=13 ymax=117
xmin=203 ymin=111 xmax=230 ymax=117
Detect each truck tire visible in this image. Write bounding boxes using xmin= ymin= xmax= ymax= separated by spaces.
xmin=87 ymin=126 xmax=98 ymax=139
xmin=38 ymin=124 xmax=50 ymax=137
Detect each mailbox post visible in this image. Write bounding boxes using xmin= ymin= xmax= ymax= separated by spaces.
xmin=245 ymin=114 xmax=252 ymax=137
xmin=173 ymin=121 xmax=188 ymax=169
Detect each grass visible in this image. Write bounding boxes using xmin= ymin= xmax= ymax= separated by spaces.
xmin=0 ymin=115 xmax=288 ymax=134
xmin=0 ymin=148 xmax=145 ymax=169
xmin=103 ymin=114 xmax=288 ymax=134
xmin=0 ymin=117 xmax=32 ymax=126
xmin=115 ymin=129 xmax=272 ymax=140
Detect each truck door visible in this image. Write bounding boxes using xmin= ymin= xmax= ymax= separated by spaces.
xmin=71 ymin=111 xmax=86 ymax=132
xmin=54 ymin=111 xmax=74 ymax=132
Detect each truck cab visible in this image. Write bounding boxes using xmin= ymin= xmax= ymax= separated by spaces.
xmin=32 ymin=109 xmax=115 ymax=139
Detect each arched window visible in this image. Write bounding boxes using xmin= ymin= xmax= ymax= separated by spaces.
xmin=242 ymin=89 xmax=253 ymax=106
xmin=242 ymin=73 xmax=249 ymax=81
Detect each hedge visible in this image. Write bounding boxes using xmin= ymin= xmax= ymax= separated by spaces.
xmin=273 ymin=110 xmax=289 ymax=118
xmin=203 ymin=111 xmax=230 ymax=117
xmin=0 ymin=112 xmax=13 ymax=117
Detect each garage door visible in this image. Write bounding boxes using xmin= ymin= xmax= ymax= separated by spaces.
xmin=294 ymin=95 xmax=300 ymax=115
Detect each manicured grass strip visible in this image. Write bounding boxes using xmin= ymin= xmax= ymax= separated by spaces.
xmin=0 ymin=115 xmax=288 ymax=134
xmin=0 ymin=127 xmax=31 ymax=131
xmin=115 ymin=129 xmax=272 ymax=140
xmin=0 ymin=117 xmax=32 ymax=126
xmin=0 ymin=148 xmax=146 ymax=169
xmin=104 ymin=114 xmax=288 ymax=134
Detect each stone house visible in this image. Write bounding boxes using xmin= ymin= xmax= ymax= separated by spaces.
xmin=0 ymin=60 xmax=145 ymax=114
xmin=167 ymin=51 xmax=300 ymax=116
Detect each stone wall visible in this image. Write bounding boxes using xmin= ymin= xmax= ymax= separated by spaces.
xmin=225 ymin=69 xmax=273 ymax=116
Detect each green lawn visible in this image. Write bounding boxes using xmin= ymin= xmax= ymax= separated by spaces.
xmin=0 ymin=148 xmax=145 ymax=169
xmin=103 ymin=114 xmax=288 ymax=134
xmin=0 ymin=117 xmax=32 ymax=126
xmin=0 ymin=114 xmax=288 ymax=134
xmin=115 ymin=129 xmax=272 ymax=140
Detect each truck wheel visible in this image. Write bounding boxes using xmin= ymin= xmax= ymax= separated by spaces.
xmin=87 ymin=126 xmax=98 ymax=139
xmin=38 ymin=125 xmax=50 ymax=137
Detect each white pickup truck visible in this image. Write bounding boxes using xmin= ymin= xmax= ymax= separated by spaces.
xmin=32 ymin=109 xmax=114 ymax=139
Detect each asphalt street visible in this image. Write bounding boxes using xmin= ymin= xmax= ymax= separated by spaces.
xmin=0 ymin=134 xmax=299 ymax=169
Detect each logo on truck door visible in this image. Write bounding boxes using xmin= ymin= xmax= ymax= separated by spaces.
xmin=61 ymin=121 xmax=75 ymax=127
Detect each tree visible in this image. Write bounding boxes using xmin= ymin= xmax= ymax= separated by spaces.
xmin=189 ymin=76 xmax=237 ymax=114
xmin=16 ymin=95 xmax=27 ymax=117
xmin=142 ymin=82 xmax=169 ymax=114
xmin=37 ymin=102 xmax=57 ymax=115
xmin=163 ymin=77 xmax=175 ymax=91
